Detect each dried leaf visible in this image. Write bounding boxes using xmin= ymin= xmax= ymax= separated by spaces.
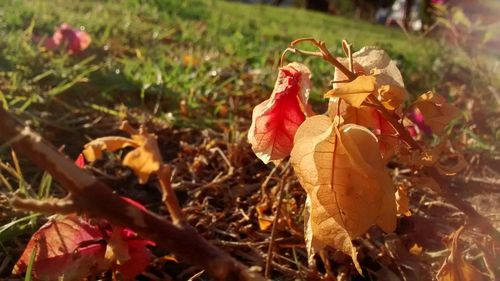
xmin=83 ymin=136 xmax=139 ymax=162
xmin=13 ymin=215 xmax=108 ymax=280
xmin=248 ymin=62 xmax=312 ymax=163
xmin=412 ymin=92 xmax=461 ymax=134
xmin=122 ymin=134 xmax=162 ymax=184
xmin=395 ymin=184 xmax=411 ymax=216
xmin=377 ymin=84 xmax=407 ymax=111
xmin=351 ymin=46 xmax=405 ymax=88
xmin=324 ymin=75 xmax=376 ymax=108
xmin=409 ymin=244 xmax=423 ymax=256
xmin=437 ymin=226 xmax=485 ymax=281
xmin=44 ymin=23 xmax=91 ymax=54
xmin=291 ymin=116 xmax=396 ymax=273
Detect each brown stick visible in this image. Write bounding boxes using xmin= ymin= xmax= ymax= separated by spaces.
xmin=0 ymin=107 xmax=263 ymax=281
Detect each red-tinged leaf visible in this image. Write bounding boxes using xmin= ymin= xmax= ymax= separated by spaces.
xmin=13 ymin=215 xmax=108 ymax=280
xmin=75 ymin=153 xmax=86 ymax=168
xmin=248 ymin=62 xmax=312 ymax=163
xmin=45 ymin=23 xmax=91 ymax=54
xmin=109 ymin=197 xmax=155 ymax=280
xmin=115 ymin=238 xmax=154 ymax=280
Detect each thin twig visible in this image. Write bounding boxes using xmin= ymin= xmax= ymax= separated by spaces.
xmin=264 ymin=166 xmax=291 ymax=278
xmin=158 ymin=164 xmax=185 ymax=224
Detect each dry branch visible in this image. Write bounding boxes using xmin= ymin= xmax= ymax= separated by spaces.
xmin=0 ymin=107 xmax=263 ymax=281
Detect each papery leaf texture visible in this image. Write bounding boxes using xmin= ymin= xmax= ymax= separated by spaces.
xmin=413 ymin=91 xmax=460 ymax=134
xmin=291 ymin=115 xmax=396 ymax=272
xmin=122 ymin=134 xmax=162 ymax=184
xmin=248 ymin=62 xmax=312 ymax=163
xmin=437 ymin=226 xmax=484 ymax=281
xmin=324 ymin=75 xmax=377 ymax=108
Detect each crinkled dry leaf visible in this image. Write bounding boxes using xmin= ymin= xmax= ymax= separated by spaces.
xmin=248 ymin=62 xmax=312 ymax=164
xmin=377 ymin=84 xmax=407 ymax=111
xmin=83 ymin=136 xmax=139 ymax=162
xmin=305 ymin=192 xmax=362 ymax=274
xmin=324 ymin=75 xmax=376 ymax=108
xmin=435 ymin=152 xmax=467 ymax=176
xmin=291 ymin=116 xmax=396 ymax=273
xmin=395 ymin=184 xmax=411 ymax=216
xmin=352 ymin=46 xmax=405 ymax=88
xmin=412 ymin=91 xmax=460 ymax=134
xmin=122 ymin=134 xmax=162 ymax=184
xmin=437 ymin=226 xmax=485 ymax=281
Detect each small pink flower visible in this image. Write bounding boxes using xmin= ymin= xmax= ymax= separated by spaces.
xmin=409 ymin=109 xmax=433 ymax=135
xmin=45 ymin=23 xmax=91 ymax=54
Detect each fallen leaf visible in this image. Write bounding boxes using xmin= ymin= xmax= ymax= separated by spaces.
xmin=248 ymin=62 xmax=312 ymax=163
xmin=44 ymin=23 xmax=91 ymax=54
xmin=412 ymin=92 xmax=460 ymax=134
xmin=395 ymin=184 xmax=411 ymax=216
xmin=122 ymin=134 xmax=162 ymax=184
xmin=437 ymin=226 xmax=485 ymax=281
xmin=83 ymin=136 xmax=139 ymax=162
xmin=409 ymin=243 xmax=423 ymax=256
xmin=324 ymin=75 xmax=377 ymax=108
xmin=13 ymin=215 xmax=108 ymax=280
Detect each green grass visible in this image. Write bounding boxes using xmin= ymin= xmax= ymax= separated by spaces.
xmin=0 ymin=0 xmax=441 ymax=122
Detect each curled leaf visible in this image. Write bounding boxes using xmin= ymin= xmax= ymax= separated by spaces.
xmin=248 ymin=62 xmax=312 ymax=163
xmin=324 ymin=75 xmax=376 ymax=108
xmin=377 ymin=84 xmax=407 ymax=111
xmin=437 ymin=226 xmax=485 ymax=281
xmin=412 ymin=91 xmax=460 ymax=134
xmin=83 ymin=137 xmax=139 ymax=162
xmin=122 ymin=134 xmax=162 ymax=184
xmin=395 ymin=184 xmax=411 ymax=216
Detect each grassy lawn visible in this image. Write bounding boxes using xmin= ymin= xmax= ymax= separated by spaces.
xmin=0 ymin=0 xmax=440 ymax=120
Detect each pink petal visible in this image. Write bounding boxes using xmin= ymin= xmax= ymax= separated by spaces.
xmin=248 ymin=63 xmax=312 ymax=163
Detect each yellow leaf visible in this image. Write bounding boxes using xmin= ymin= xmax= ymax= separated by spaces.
xmin=377 ymin=84 xmax=407 ymax=111
xmin=122 ymin=134 xmax=162 ymax=184
xmin=395 ymin=184 xmax=411 ymax=216
xmin=324 ymin=75 xmax=377 ymax=108
xmin=291 ymin=116 xmax=396 ymax=273
xmin=409 ymin=243 xmax=423 ymax=256
xmin=437 ymin=226 xmax=485 ymax=281
xmin=305 ymin=192 xmax=362 ymax=274
xmin=83 ymin=137 xmax=139 ymax=162
xmin=413 ymin=92 xmax=461 ymax=134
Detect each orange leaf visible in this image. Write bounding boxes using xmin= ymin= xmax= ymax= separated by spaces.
xmin=412 ymin=91 xmax=460 ymax=134
xmin=83 ymin=136 xmax=139 ymax=162
xmin=291 ymin=116 xmax=396 ymax=273
xmin=377 ymin=84 xmax=407 ymax=111
xmin=437 ymin=226 xmax=485 ymax=281
xmin=324 ymin=75 xmax=376 ymax=108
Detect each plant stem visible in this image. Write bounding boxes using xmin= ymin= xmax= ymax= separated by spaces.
xmin=265 ymin=165 xmax=290 ymax=279
xmin=158 ymin=164 xmax=185 ymax=224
